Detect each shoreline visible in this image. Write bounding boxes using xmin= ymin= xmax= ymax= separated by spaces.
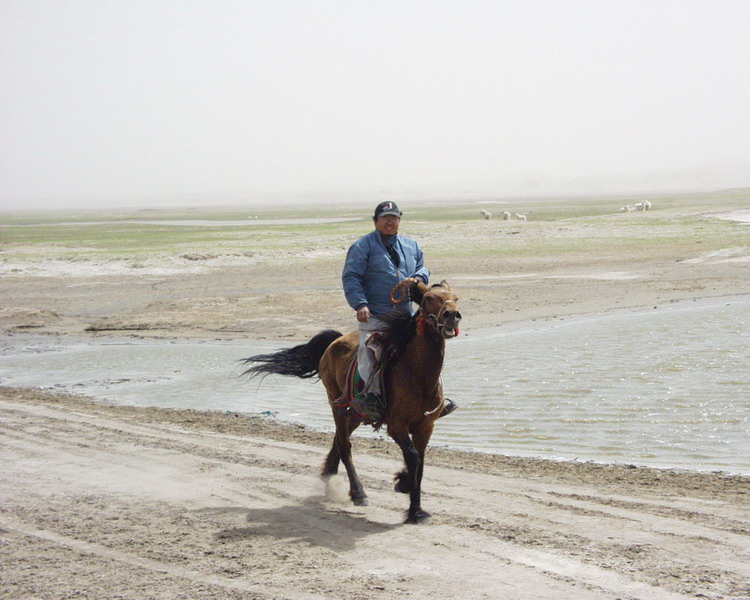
xmin=5 ymin=384 xmax=749 ymax=479
xmin=4 ymin=289 xmax=749 ymax=344
xmin=4 ymin=385 xmax=748 ymax=492
xmin=2 ymin=385 xmax=749 ymax=600
xmin=4 ymin=292 xmax=749 ymax=477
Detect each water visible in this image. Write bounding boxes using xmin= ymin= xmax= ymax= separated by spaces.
xmin=2 ymin=296 xmax=748 ymax=474
xmin=442 ymin=298 xmax=750 ymax=474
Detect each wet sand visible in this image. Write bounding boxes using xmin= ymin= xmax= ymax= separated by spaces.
xmin=2 ymin=197 xmax=750 ymax=598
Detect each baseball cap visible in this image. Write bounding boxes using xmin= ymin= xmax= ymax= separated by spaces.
xmin=373 ymin=201 xmax=402 ymax=219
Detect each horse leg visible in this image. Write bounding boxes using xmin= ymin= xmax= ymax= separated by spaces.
xmin=321 ymin=408 xmax=349 ymax=477
xmin=391 ymin=431 xmax=430 ymax=524
xmin=321 ymin=440 xmax=340 ymax=477
xmin=324 ymin=413 xmax=368 ymax=506
xmin=338 ymin=427 xmax=368 ymax=506
xmin=411 ymin=425 xmax=433 ymax=491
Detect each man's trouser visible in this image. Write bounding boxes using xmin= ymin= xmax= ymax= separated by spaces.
xmin=357 ymin=316 xmax=387 ymax=397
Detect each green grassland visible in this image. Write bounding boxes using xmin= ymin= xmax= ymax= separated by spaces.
xmin=1 ymin=188 xmax=747 ymax=264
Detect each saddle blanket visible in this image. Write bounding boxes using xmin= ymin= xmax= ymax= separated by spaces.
xmin=336 ymin=358 xmax=387 ymax=425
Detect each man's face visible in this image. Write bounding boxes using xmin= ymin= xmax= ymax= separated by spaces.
xmin=375 ymin=214 xmax=400 ymax=236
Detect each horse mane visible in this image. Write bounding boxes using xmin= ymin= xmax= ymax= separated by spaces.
xmin=379 ymin=310 xmax=418 ymax=362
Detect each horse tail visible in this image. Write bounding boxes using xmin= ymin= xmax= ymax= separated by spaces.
xmin=240 ymin=329 xmax=343 ymax=380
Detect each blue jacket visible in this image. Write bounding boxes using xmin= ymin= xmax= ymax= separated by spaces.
xmin=342 ymin=229 xmax=430 ymax=317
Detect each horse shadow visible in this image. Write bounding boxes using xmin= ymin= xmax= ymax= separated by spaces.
xmin=196 ymin=494 xmax=399 ymax=552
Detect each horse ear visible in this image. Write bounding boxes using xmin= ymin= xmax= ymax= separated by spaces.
xmin=438 ymin=280 xmax=451 ymax=290
xmin=409 ymin=279 xmax=429 ymax=304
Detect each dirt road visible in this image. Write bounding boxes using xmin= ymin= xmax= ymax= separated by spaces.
xmin=2 ymin=388 xmax=748 ymax=600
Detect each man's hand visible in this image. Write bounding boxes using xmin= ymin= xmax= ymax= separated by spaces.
xmin=356 ymin=306 xmax=370 ymax=323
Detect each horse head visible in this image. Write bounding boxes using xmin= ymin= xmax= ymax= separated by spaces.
xmin=410 ymin=279 xmax=462 ymax=339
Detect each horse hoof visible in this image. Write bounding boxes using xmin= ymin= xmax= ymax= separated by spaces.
xmin=352 ymin=496 xmax=369 ymax=506
xmin=405 ymin=509 xmax=432 ymax=524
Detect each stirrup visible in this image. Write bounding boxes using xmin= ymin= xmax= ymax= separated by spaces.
xmin=439 ymin=398 xmax=458 ymax=418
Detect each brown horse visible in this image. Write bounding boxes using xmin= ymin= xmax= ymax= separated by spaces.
xmin=241 ymin=279 xmax=461 ymax=524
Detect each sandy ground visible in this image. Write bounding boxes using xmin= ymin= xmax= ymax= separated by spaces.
xmin=2 ymin=388 xmax=749 ymax=600
xmin=1 ymin=200 xmax=750 ymax=598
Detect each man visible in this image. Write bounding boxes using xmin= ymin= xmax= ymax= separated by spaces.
xmin=342 ymin=201 xmax=456 ymax=421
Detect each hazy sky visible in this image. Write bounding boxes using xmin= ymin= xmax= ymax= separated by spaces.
xmin=2 ymin=1 xmax=749 ymax=210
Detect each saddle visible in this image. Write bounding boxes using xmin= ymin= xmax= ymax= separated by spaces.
xmin=335 ymin=355 xmax=388 ymax=426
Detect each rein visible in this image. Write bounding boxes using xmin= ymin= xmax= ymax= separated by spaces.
xmin=389 ymin=278 xmax=414 ymax=304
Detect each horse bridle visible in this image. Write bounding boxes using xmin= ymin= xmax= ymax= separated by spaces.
xmin=390 ymin=279 xmax=459 ymax=337
xmin=389 ymin=279 xmax=457 ymax=335
xmin=419 ymin=298 xmax=458 ymax=337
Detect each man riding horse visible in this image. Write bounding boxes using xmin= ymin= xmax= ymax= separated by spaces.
xmin=242 ymin=205 xmax=461 ymax=521
xmin=342 ymin=201 xmax=458 ymax=422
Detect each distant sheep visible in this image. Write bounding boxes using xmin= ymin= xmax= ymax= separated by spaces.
xmin=620 ymin=200 xmax=652 ymax=213
xmin=515 ymin=213 xmax=527 ymax=221
xmin=633 ymin=200 xmax=652 ymax=211
xmin=501 ymin=211 xmax=511 ymax=220
xmin=479 ymin=210 xmax=492 ymax=220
